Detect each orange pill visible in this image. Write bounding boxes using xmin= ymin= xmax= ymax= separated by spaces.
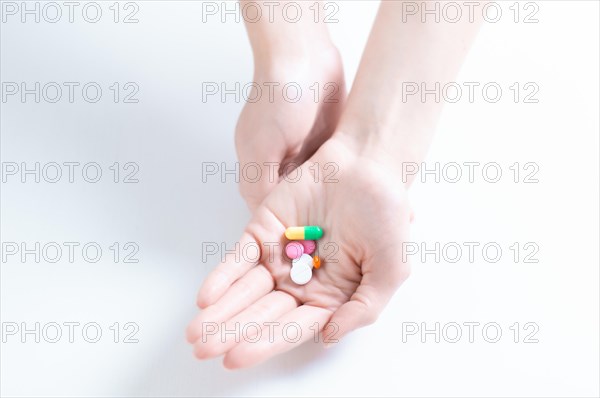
xmin=313 ymin=256 xmax=321 ymax=269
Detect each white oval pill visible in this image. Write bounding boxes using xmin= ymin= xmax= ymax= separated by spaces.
xmin=290 ymin=262 xmax=312 ymax=285
xmin=292 ymin=253 xmax=314 ymax=269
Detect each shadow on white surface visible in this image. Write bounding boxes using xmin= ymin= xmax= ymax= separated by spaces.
xmin=130 ymin=318 xmax=330 ymax=397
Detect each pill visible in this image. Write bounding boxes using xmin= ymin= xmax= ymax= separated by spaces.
xmin=313 ymin=255 xmax=321 ymax=269
xmin=293 ymin=253 xmax=314 ymax=269
xmin=285 ymin=242 xmax=304 ymax=259
xmin=290 ymin=262 xmax=312 ymax=285
xmin=299 ymin=240 xmax=316 ymax=255
xmin=285 ymin=226 xmax=323 ymax=240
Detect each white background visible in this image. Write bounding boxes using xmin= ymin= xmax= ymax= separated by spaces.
xmin=1 ymin=1 xmax=599 ymax=397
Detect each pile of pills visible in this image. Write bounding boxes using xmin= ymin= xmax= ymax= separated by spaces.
xmin=284 ymin=226 xmax=323 ymax=285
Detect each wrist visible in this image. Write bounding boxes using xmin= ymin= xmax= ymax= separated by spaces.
xmin=244 ymin=1 xmax=335 ymax=72
xmin=308 ymin=134 xmax=408 ymax=189
xmin=252 ymin=40 xmax=338 ymax=77
xmin=332 ymin=120 xmax=438 ymax=187
xmin=332 ymin=95 xmax=447 ymax=184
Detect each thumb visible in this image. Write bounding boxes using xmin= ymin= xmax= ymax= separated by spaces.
xmin=324 ymin=217 xmax=412 ymax=345
xmin=323 ymin=260 xmax=410 ymax=345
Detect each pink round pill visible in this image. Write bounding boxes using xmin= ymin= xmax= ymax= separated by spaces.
xmin=285 ymin=242 xmax=304 ymax=259
xmin=299 ymin=240 xmax=316 ymax=255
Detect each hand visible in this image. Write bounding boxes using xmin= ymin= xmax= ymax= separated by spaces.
xmin=235 ymin=46 xmax=346 ymax=210
xmin=187 ymin=137 xmax=412 ymax=368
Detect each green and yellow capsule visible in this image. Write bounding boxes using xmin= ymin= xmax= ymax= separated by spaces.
xmin=285 ymin=226 xmax=323 ymax=240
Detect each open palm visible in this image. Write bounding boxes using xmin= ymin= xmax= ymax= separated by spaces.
xmin=187 ymin=138 xmax=412 ymax=368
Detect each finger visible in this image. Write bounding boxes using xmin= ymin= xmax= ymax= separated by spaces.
xmin=321 ymin=268 xmax=408 ymax=344
xmin=223 ymin=305 xmax=332 ymax=369
xmin=193 ymin=290 xmax=298 ymax=359
xmin=188 ymin=265 xmax=274 ymax=344
xmin=325 ymin=221 xmax=412 ymax=341
xmin=197 ymin=232 xmax=261 ymax=308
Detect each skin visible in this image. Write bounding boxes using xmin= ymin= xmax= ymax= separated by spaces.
xmin=188 ymin=138 xmax=411 ymax=368
xmin=235 ymin=1 xmax=346 ymax=210
xmin=188 ymin=1 xmax=484 ymax=368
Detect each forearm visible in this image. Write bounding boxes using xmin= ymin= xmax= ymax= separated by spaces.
xmin=241 ymin=0 xmax=334 ymax=68
xmin=336 ymin=1 xmax=483 ymax=179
